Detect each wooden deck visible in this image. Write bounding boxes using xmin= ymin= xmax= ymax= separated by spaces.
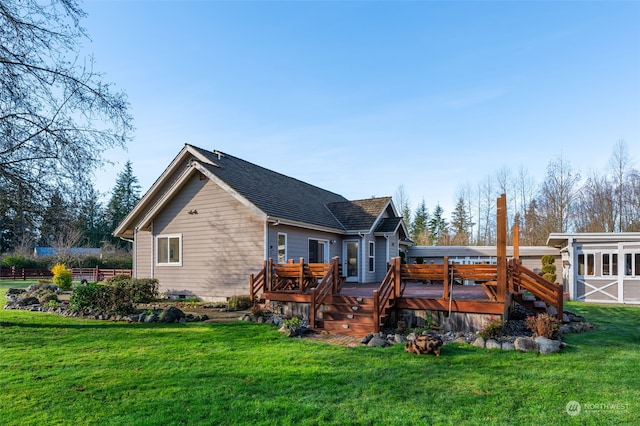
xmin=251 ymin=256 xmax=561 ymax=337
xmin=250 ymin=195 xmax=563 ymax=337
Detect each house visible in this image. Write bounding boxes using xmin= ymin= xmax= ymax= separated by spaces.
xmin=33 ymin=247 xmax=102 ymax=258
xmin=547 ymin=232 xmax=640 ymax=304
xmin=113 ymin=144 xmax=409 ymax=301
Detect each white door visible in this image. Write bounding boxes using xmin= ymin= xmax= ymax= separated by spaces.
xmin=343 ymin=240 xmax=359 ymax=282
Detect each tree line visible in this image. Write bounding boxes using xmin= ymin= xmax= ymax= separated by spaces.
xmin=397 ymin=140 xmax=640 ymax=246
xmin=1 ymin=161 xmax=141 ymax=254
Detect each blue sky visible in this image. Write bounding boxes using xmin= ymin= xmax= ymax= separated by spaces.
xmin=84 ymin=0 xmax=640 ymax=216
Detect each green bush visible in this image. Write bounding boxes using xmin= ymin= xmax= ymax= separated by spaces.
xmin=228 ymin=295 xmax=251 ymax=310
xmin=541 ymin=255 xmax=557 ymax=283
xmin=70 ymin=278 xmax=159 ymax=315
xmin=478 ymin=318 xmax=503 ymax=340
xmin=2 ymin=254 xmax=36 ymax=269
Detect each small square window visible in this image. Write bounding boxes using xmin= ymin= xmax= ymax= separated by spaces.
xmin=157 ymin=235 xmax=181 ymax=265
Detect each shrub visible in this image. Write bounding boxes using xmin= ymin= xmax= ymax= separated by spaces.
xmin=526 ymin=313 xmax=560 ymax=339
xmin=2 ymin=254 xmax=36 ymax=269
xmin=478 ymin=318 xmax=503 ymax=340
xmin=283 ymin=317 xmax=302 ymax=328
xmin=51 ymin=263 xmax=72 ymax=290
xmin=541 ymin=255 xmax=557 ymax=283
xmin=228 ymin=295 xmax=251 ymax=310
xmin=69 ymin=278 xmax=158 ymax=315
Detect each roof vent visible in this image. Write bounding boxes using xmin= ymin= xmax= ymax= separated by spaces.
xmin=213 ymin=150 xmax=224 ymax=160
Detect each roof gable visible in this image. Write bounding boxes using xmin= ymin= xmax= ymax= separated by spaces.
xmin=327 ymin=197 xmax=392 ymax=232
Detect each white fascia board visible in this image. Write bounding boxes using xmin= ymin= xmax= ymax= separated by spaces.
xmin=136 ymin=165 xmax=199 ymax=231
xmin=190 ymin=161 xmax=268 ymax=221
xmin=268 ymin=217 xmax=346 ymax=235
xmin=114 ymin=145 xmax=217 ymax=237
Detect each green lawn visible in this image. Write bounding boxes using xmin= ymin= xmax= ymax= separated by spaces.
xmin=1 ymin=281 xmax=638 ymax=425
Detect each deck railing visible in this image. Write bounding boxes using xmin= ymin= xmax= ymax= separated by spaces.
xmin=250 ymin=260 xmax=268 ymax=304
xmin=309 ymin=257 xmax=342 ymax=329
xmin=508 ymin=258 xmax=563 ymax=319
xmin=373 ymin=257 xmax=402 ymax=333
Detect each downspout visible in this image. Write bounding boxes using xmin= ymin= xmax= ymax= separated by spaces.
xmin=264 ymin=221 xmax=269 ymax=261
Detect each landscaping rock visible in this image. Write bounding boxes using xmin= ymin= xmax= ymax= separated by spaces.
xmin=536 ymin=336 xmax=561 ymax=354
xmin=19 ymin=296 xmax=40 ymax=306
xmin=472 ymin=337 xmax=485 ymax=348
xmin=367 ymin=336 xmax=389 ymax=347
xmin=485 ymin=339 xmax=501 ymax=350
xmin=144 ymin=314 xmax=158 ymax=323
xmin=158 ymin=306 xmax=185 ymax=323
xmin=514 ymin=337 xmax=538 ymax=352
xmin=361 ymin=334 xmax=374 ymax=345
xmin=453 ymin=336 xmax=468 ymax=344
xmin=501 ymin=341 xmax=515 ymax=351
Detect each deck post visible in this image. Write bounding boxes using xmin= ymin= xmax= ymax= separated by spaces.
xmin=373 ymin=290 xmax=380 ymax=333
xmin=332 ymin=256 xmax=340 ymax=294
xmin=556 ymin=285 xmax=564 ymax=321
xmin=299 ymin=258 xmax=305 ymax=294
xmin=443 ymin=256 xmax=450 ymax=300
xmin=394 ymin=257 xmax=402 ymax=298
xmin=496 ymin=194 xmax=507 ymax=303
xmin=310 ymin=288 xmax=317 ymax=329
xmin=267 ymin=258 xmax=273 ymax=292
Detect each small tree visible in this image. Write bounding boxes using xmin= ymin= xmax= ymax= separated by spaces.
xmin=51 ymin=263 xmax=72 ymax=290
xmin=541 ymin=255 xmax=557 ymax=283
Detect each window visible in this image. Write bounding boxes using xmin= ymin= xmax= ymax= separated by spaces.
xmin=577 ymin=253 xmax=594 ymax=276
xmin=602 ymin=253 xmax=618 ymax=276
xmin=277 ymin=233 xmax=287 ymax=264
xmin=308 ymin=239 xmax=328 ymax=263
xmin=368 ymin=242 xmax=375 ymax=273
xmin=157 ymin=235 xmax=181 ymax=265
xmin=625 ymin=253 xmax=640 ymax=276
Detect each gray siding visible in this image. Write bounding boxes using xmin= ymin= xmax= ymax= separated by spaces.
xmin=266 ymin=225 xmax=342 ymax=263
xmin=137 ymin=174 xmax=264 ymax=301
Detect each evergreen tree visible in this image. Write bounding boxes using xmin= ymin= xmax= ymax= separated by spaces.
xmin=450 ymin=196 xmax=473 ymax=245
xmin=76 ymin=187 xmax=109 ymax=247
xmin=410 ymin=199 xmax=430 ymax=245
xmin=38 ymin=190 xmax=74 ymax=246
xmin=428 ymin=204 xmax=449 ymax=245
xmin=106 ymin=161 xmax=141 ymax=248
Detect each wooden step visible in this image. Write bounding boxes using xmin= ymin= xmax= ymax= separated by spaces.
xmin=320 ymin=321 xmax=376 ymax=337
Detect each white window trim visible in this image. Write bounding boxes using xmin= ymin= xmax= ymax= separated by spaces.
xmin=601 ymin=252 xmax=619 ymax=277
xmin=368 ymin=241 xmax=375 ymax=273
xmin=277 ymin=233 xmax=287 ymax=264
xmin=156 ymin=234 xmax=182 ymax=266
xmin=308 ymin=238 xmax=330 ymax=263
xmin=577 ymin=252 xmax=595 ymax=276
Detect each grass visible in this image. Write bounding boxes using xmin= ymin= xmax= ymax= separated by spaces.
xmin=1 ymin=281 xmax=638 ymax=425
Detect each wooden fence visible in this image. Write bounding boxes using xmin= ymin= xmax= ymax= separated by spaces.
xmin=0 ymin=267 xmax=132 ymax=282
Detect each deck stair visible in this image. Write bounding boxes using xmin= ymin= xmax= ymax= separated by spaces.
xmin=512 ymin=291 xmax=549 ymax=315
xmin=316 ymin=295 xmax=379 ymax=337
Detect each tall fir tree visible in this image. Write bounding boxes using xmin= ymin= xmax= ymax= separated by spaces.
xmin=450 ymin=196 xmax=473 ymax=245
xmin=106 ymin=161 xmax=141 ymax=248
xmin=410 ymin=199 xmax=430 ymax=245
xmin=428 ymin=204 xmax=449 ymax=245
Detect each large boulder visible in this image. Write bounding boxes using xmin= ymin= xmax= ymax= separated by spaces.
xmin=158 ymin=306 xmax=186 ymax=323
xmin=514 ymin=337 xmax=538 ymax=352
xmin=536 ymin=336 xmax=561 ymax=354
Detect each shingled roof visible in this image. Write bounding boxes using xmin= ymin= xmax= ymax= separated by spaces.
xmin=191 ymin=145 xmax=350 ymax=231
xmin=326 ymin=197 xmax=393 ymax=232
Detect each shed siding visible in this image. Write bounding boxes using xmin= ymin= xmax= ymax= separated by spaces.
xmin=623 ymin=281 xmax=640 ymax=303
xmin=140 ymin=175 xmax=264 ymax=301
